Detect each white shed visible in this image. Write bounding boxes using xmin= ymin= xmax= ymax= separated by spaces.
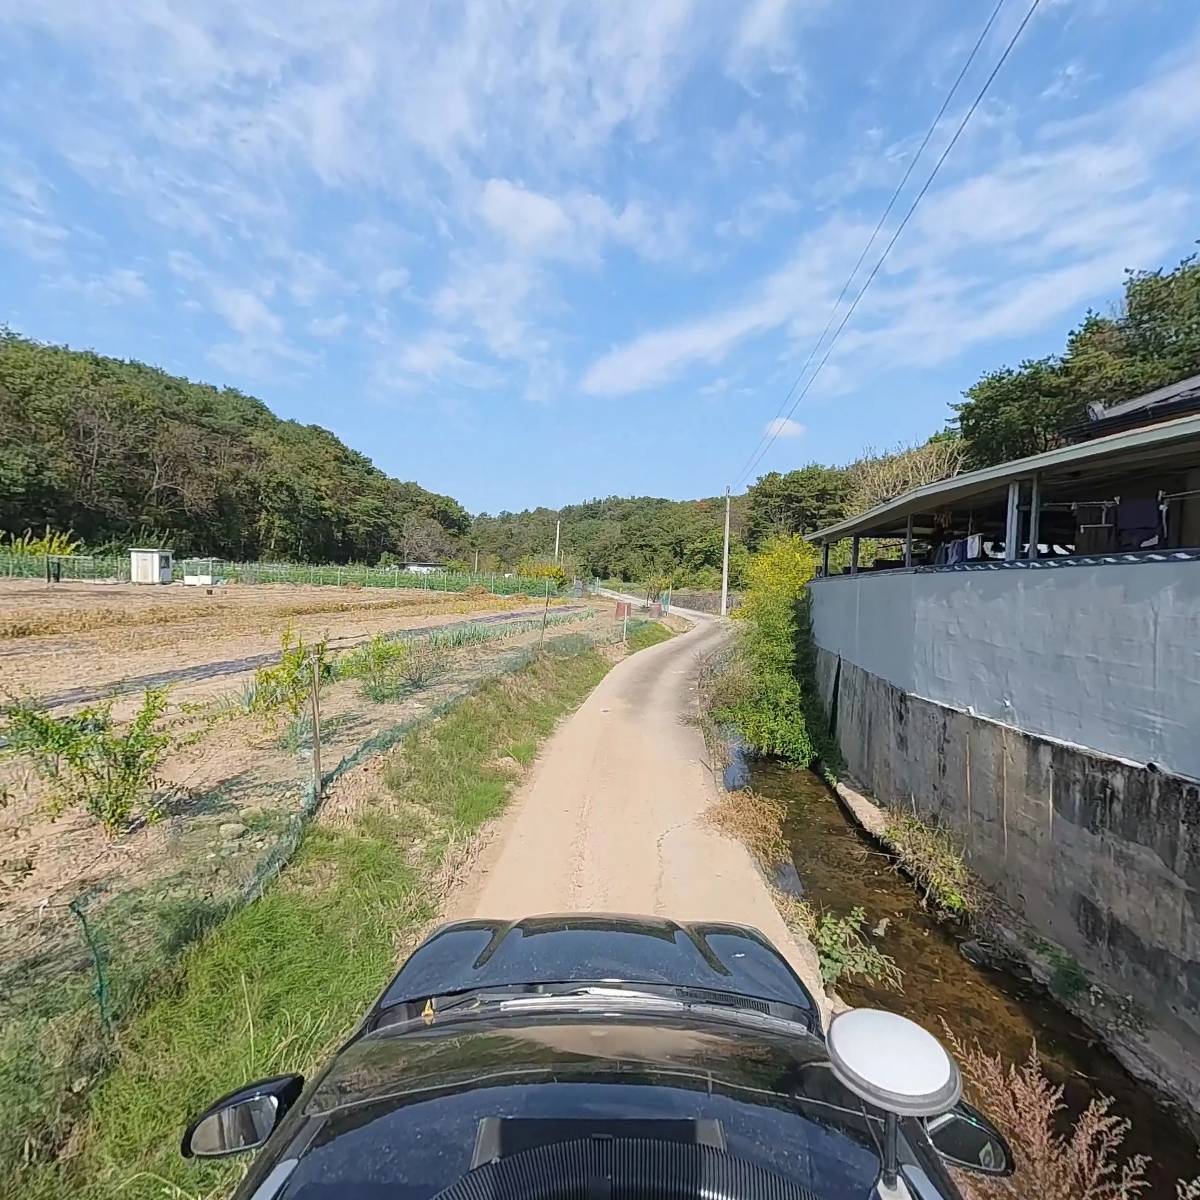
xmin=130 ymin=548 xmax=174 ymax=585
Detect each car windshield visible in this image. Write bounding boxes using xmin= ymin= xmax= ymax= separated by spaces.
xmin=279 ymin=1076 xmax=881 ymax=1200
xmin=378 ymin=920 xmax=816 ymax=1011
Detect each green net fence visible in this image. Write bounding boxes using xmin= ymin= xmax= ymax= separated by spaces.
xmin=0 ymin=552 xmax=559 ymax=596
xmin=0 ymin=601 xmax=655 ymax=1173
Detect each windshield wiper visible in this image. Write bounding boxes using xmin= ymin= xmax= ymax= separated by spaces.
xmin=437 ymin=985 xmax=679 ymax=1013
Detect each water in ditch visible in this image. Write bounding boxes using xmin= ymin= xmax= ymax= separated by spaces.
xmin=742 ymin=756 xmax=1200 ymax=1198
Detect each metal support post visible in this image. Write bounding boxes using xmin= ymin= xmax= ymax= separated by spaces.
xmin=1027 ymin=474 xmax=1041 ymax=560
xmin=1005 ymin=481 xmax=1021 ymax=562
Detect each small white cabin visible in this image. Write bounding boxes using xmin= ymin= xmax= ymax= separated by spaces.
xmin=404 ymin=562 xmax=443 ymax=575
xmin=130 ymin=548 xmax=173 ymax=585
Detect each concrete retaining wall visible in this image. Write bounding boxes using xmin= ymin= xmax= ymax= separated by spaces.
xmin=815 ymin=646 xmax=1200 ymax=1050
xmin=808 ymin=562 xmax=1200 ymax=780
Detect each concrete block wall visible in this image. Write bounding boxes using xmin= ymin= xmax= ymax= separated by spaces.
xmin=816 ymin=646 xmax=1200 ymax=1049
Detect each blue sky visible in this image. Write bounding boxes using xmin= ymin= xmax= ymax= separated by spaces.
xmin=2 ymin=1 xmax=1198 ymax=514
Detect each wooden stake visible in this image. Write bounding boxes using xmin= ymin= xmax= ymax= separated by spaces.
xmin=310 ymin=654 xmax=323 ymax=798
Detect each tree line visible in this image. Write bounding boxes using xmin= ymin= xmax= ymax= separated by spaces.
xmin=2 ymin=250 xmax=1196 ymax=580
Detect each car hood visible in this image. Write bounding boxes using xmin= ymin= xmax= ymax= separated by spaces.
xmin=375 ymin=914 xmax=816 ymax=1012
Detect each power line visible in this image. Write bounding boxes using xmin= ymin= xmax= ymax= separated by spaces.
xmin=731 ymin=0 xmax=1041 ymax=491
xmin=729 ymin=0 xmax=1007 ymax=491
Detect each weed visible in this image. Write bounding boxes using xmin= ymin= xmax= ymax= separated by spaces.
xmin=708 ymin=791 xmax=901 ymax=993
xmin=0 ymin=526 xmax=82 ymax=557
xmin=397 ymin=639 xmax=449 ymax=688
xmin=811 ymin=905 xmax=903 ymax=991
xmin=0 ymin=688 xmax=172 ymax=833
xmin=883 ymin=812 xmax=979 ymax=919
xmin=944 ymin=1028 xmax=1154 ymax=1200
xmin=708 ymin=788 xmax=789 ymax=867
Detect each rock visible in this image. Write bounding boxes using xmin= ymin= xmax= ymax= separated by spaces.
xmin=220 ymin=843 xmax=241 ymax=855
xmin=240 ymin=806 xmax=265 ymax=824
xmin=219 ymin=822 xmax=247 ymax=840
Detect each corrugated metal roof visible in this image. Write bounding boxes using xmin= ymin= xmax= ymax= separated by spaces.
xmin=1086 ymin=372 xmax=1200 ymax=421
xmin=806 ymin=410 xmax=1200 ymax=544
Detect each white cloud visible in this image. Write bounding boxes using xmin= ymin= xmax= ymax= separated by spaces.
xmin=60 ymin=267 xmax=149 ymax=304
xmin=370 ymin=328 xmax=499 ymax=394
xmin=479 ymin=179 xmax=572 ymax=252
xmin=210 ymin=287 xmax=283 ymax=338
xmin=582 ymin=220 xmax=863 ymax=394
xmin=308 ymin=313 xmax=349 ymax=338
xmin=375 ymin=267 xmax=411 ymax=296
xmin=581 ymin=42 xmax=1200 ymax=400
xmin=765 ymin=416 xmax=805 ymax=438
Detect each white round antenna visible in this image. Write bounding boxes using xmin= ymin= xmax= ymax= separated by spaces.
xmin=827 ymin=1009 xmax=961 ymax=1117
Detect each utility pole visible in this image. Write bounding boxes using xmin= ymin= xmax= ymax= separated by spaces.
xmin=720 ymin=487 xmax=731 ymax=618
xmin=473 ymin=547 xmax=480 ymax=574
xmin=554 ymin=519 xmax=561 ymax=564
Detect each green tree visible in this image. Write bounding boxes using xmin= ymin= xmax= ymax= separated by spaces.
xmin=747 ymin=465 xmax=848 ymax=545
xmin=953 ymin=252 xmax=1200 ymax=467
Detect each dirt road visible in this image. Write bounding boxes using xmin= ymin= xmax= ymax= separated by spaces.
xmin=459 ymin=615 xmax=824 ymax=998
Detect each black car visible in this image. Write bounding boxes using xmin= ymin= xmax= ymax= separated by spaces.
xmin=183 ymin=915 xmax=1012 ymax=1200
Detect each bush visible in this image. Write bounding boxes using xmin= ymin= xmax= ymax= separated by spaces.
xmin=0 ymin=526 xmax=82 ymax=557
xmin=718 ymin=535 xmax=839 ymax=770
xmin=0 ymin=688 xmax=171 ymax=833
xmin=246 ymin=626 xmax=327 ymax=729
xmin=517 ymin=560 xmax=568 ymax=588
xmin=337 ymin=634 xmax=449 ymax=701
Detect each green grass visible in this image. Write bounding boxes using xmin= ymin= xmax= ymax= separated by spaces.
xmin=624 ymin=619 xmax=676 ymax=653
xmin=881 ymin=813 xmax=979 ymax=919
xmin=16 ymin=645 xmax=612 ymax=1200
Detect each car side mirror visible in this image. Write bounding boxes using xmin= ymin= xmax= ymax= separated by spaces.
xmin=181 ymin=1074 xmax=304 ymax=1159
xmin=925 ymin=1100 xmax=1013 ymax=1176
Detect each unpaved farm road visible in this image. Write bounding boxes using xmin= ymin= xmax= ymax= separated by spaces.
xmin=457 ymin=615 xmax=824 ymax=998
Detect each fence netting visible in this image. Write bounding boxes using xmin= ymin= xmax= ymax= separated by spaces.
xmin=0 ymin=551 xmax=559 ymax=596
xmin=0 ymin=595 xmax=650 ymax=1170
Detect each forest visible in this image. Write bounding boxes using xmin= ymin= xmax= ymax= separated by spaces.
xmin=0 ymin=331 xmax=469 ymax=563
xmin=2 ymin=250 xmax=1196 ymax=581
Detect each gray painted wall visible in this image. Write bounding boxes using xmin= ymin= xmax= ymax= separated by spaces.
xmin=809 ymin=562 xmax=1200 ymax=780
xmin=816 ymin=649 xmax=1200 ymax=1059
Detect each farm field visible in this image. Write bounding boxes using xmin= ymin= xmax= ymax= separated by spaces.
xmin=0 ymin=578 xmax=566 ymax=707
xmin=0 ymin=576 xmax=610 ymax=1176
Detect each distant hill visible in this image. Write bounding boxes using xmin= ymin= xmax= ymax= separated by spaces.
xmin=0 ymin=331 xmax=469 ymax=562
xmin=470 ymin=494 xmax=750 ymax=588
